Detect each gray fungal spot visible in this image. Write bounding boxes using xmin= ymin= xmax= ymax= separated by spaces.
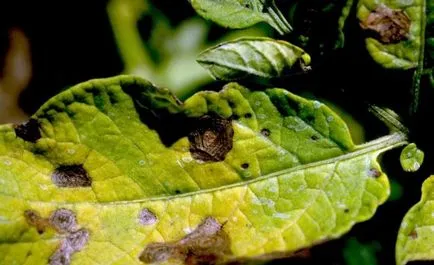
xmin=139 ymin=208 xmax=158 ymax=226
xmin=139 ymin=216 xmax=231 ymax=264
xmin=260 ymin=128 xmax=271 ymax=137
xmin=368 ymin=168 xmax=381 ymax=178
xmin=49 ymin=229 xmax=90 ymax=265
xmin=49 ymin=209 xmax=77 ymax=233
xmin=188 ymin=115 xmax=234 ymax=162
xmin=52 ymin=165 xmax=92 ymax=188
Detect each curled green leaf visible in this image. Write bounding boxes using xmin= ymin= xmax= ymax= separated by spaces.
xmin=396 ymin=175 xmax=434 ymax=265
xmin=197 ymin=37 xmax=311 ymax=80
xmin=0 ymin=76 xmax=407 ymax=264
xmin=189 ymin=0 xmax=292 ymax=34
xmin=400 ymin=143 xmax=424 ymax=172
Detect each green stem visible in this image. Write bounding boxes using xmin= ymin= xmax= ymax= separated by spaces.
xmin=266 ymin=0 xmax=293 ymax=34
xmin=107 ymin=0 xmax=155 ymax=76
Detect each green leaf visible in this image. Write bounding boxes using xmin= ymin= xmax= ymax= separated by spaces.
xmin=396 ymin=175 xmax=434 ymax=265
xmin=357 ymin=0 xmax=424 ymax=69
xmin=0 ymin=76 xmax=406 ymax=264
xmin=188 ymin=0 xmax=292 ymax=34
xmin=197 ymin=37 xmax=311 ymax=80
xmin=400 ymin=143 xmax=424 ymax=172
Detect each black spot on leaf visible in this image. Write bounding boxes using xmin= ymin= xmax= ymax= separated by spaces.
xmin=241 ymin=163 xmax=249 ymax=169
xmin=244 ymin=113 xmax=252 ymax=119
xmin=52 ymin=165 xmax=91 ymax=188
xmin=188 ymin=115 xmax=234 ymax=162
xmin=139 ymin=217 xmax=231 ymax=264
xmin=261 ymin=128 xmax=271 ymax=137
xmin=14 ymin=118 xmax=42 ymax=143
xmin=311 ymin=135 xmax=319 ymax=141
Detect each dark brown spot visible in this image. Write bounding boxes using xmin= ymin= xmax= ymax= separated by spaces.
xmin=228 ymin=101 xmax=236 ymax=108
xmin=260 ymin=128 xmax=271 ymax=137
xmin=188 ymin=115 xmax=234 ymax=162
xmin=368 ymin=168 xmax=381 ymax=178
xmin=49 ymin=209 xmax=77 ymax=233
xmin=344 ymin=209 xmax=350 ymax=213
xmin=138 ymin=208 xmax=157 ymax=226
xmin=241 ymin=163 xmax=249 ymax=169
xmin=139 ymin=217 xmax=231 ymax=264
xmin=14 ymin=119 xmax=42 ymax=143
xmin=360 ymin=4 xmax=411 ymax=44
xmin=409 ymin=230 xmax=418 ymax=239
xmin=175 ymin=190 xmax=181 ymax=194
xmin=311 ymin=135 xmax=319 ymax=141
xmin=52 ymin=165 xmax=92 ymax=188
xmin=244 ymin=113 xmax=252 ymax=119
xmin=230 ymin=114 xmax=239 ymax=120
xmin=49 ymin=229 xmax=90 ymax=265
xmin=24 ymin=210 xmax=49 ymax=234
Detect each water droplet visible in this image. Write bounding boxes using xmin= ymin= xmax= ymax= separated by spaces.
xmin=412 ymin=162 xmax=420 ymax=171
xmin=181 ymin=156 xmax=193 ymax=163
xmin=255 ymin=101 xmax=261 ymax=107
xmin=327 ymin=116 xmax=334 ymax=122
xmin=138 ymin=160 xmax=146 ymax=166
xmin=273 ymin=212 xmax=291 ymax=219
xmin=3 ymin=160 xmax=11 ymax=166
xmin=39 ymin=184 xmax=48 ymax=191
xmin=67 ymin=149 xmax=76 ymax=155
xmin=257 ymin=114 xmax=266 ymax=120
xmin=313 ymin=101 xmax=321 ymax=109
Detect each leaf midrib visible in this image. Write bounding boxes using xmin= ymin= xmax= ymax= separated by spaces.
xmin=4 ymin=133 xmax=406 ymax=206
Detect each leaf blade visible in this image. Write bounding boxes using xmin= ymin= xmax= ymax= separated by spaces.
xmin=197 ymin=37 xmax=311 ymax=80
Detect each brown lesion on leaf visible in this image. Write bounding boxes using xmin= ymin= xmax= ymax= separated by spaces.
xmin=51 ymin=165 xmax=92 ymax=188
xmin=188 ymin=115 xmax=234 ymax=162
xmin=360 ymin=4 xmax=411 ymax=44
xmin=139 ymin=216 xmax=231 ymax=265
xmin=409 ymin=230 xmax=418 ymax=239
xmin=23 ymin=208 xmax=90 ymax=265
xmin=13 ymin=118 xmax=42 ymax=143
xmin=24 ymin=210 xmax=50 ymax=234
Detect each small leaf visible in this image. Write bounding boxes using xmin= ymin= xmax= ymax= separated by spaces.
xmin=0 ymin=76 xmax=407 ymax=264
xmin=189 ymin=0 xmax=292 ymax=34
xmin=396 ymin=176 xmax=434 ymax=265
xmin=400 ymin=143 xmax=424 ymax=172
xmin=197 ymin=37 xmax=311 ymax=80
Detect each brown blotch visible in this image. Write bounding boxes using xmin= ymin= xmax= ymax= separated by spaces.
xmin=138 ymin=208 xmax=157 ymax=226
xmin=188 ymin=115 xmax=234 ymax=162
xmin=49 ymin=209 xmax=77 ymax=233
xmin=409 ymin=230 xmax=418 ymax=239
xmin=260 ymin=128 xmax=271 ymax=137
xmin=360 ymin=4 xmax=411 ymax=44
xmin=139 ymin=216 xmax=231 ymax=264
xmin=49 ymin=229 xmax=90 ymax=265
xmin=310 ymin=135 xmax=319 ymax=141
xmin=24 ymin=210 xmax=49 ymax=234
xmin=368 ymin=168 xmax=381 ymax=178
xmin=14 ymin=118 xmax=42 ymax=143
xmin=344 ymin=209 xmax=350 ymax=213
xmin=244 ymin=113 xmax=252 ymax=119
xmin=52 ymin=165 xmax=92 ymax=188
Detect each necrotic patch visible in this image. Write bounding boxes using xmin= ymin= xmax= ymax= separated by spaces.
xmin=51 ymin=165 xmax=92 ymax=187
xmin=138 ymin=208 xmax=157 ymax=225
xmin=49 ymin=209 xmax=77 ymax=233
xmin=139 ymin=216 xmax=231 ymax=264
xmin=49 ymin=229 xmax=89 ymax=265
xmin=24 ymin=210 xmax=49 ymax=234
xmin=14 ymin=118 xmax=42 ymax=143
xmin=188 ymin=115 xmax=234 ymax=162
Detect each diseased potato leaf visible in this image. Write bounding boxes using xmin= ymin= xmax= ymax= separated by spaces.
xmin=357 ymin=0 xmax=423 ymax=69
xmin=0 ymin=76 xmax=406 ymax=264
xmin=188 ymin=0 xmax=292 ymax=34
xmin=396 ymin=176 xmax=434 ymax=265
xmin=197 ymin=37 xmax=311 ymax=80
